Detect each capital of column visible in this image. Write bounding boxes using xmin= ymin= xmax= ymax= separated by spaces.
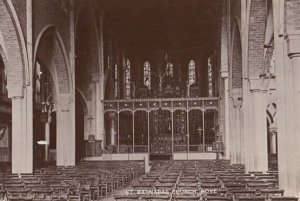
xmin=7 ymin=85 xmax=24 ymax=99
xmin=221 ymin=71 xmax=229 ymax=78
xmin=249 ymin=78 xmax=269 ymax=93
xmin=57 ymin=93 xmax=71 ymax=111
xmin=232 ymin=88 xmax=242 ymax=108
xmin=285 ymin=34 xmax=300 ymax=58
xmin=92 ymin=73 xmax=100 ymax=82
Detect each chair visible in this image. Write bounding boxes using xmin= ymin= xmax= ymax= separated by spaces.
xmin=140 ymin=195 xmax=170 ymax=201
xmin=231 ymin=189 xmax=257 ymax=198
xmin=31 ymin=188 xmax=53 ymax=201
xmin=173 ymin=195 xmax=201 ymax=201
xmin=114 ymin=195 xmax=139 ymax=200
xmin=6 ymin=189 xmax=33 ymax=201
xmin=206 ymin=196 xmax=233 ymax=201
xmin=270 ymin=197 xmax=298 ymax=201
xmin=260 ymin=189 xmax=284 ymax=197
xmin=51 ymin=184 xmax=69 ymax=200
xmin=239 ymin=196 xmax=266 ymax=201
xmin=0 ymin=189 xmax=6 ymax=200
xmin=79 ymin=183 xmax=91 ymax=201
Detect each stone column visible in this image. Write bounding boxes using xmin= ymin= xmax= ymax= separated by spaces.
xmin=233 ymin=93 xmax=242 ymax=164
xmin=220 ymin=72 xmax=230 ymax=160
xmin=56 ymin=94 xmax=75 ymax=166
xmin=93 ymin=75 xmax=105 ymax=147
xmin=220 ymin=1 xmax=229 ymax=159
xmin=276 ymin=18 xmax=300 ymax=194
xmin=269 ymin=129 xmax=277 ymax=154
xmin=230 ymin=88 xmax=242 ymax=164
xmin=9 ymin=0 xmax=34 ymax=174
xmin=108 ymin=112 xmax=116 ymax=146
xmin=8 ymin=85 xmax=33 ymax=173
xmin=11 ymin=96 xmax=32 ymax=173
xmin=94 ymin=12 xmax=105 ymax=148
xmin=229 ymin=98 xmax=236 ymax=164
xmin=247 ymin=79 xmax=268 ymax=172
xmin=44 ymin=113 xmax=51 ymax=162
xmin=132 ymin=112 xmax=135 ymax=153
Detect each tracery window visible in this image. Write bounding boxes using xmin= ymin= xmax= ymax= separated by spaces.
xmin=166 ymin=62 xmax=173 ymax=77
xmin=35 ymin=62 xmax=42 ymax=103
xmin=188 ymin=60 xmax=196 ymax=85
xmin=125 ymin=58 xmax=131 ymax=98
xmin=114 ymin=64 xmax=118 ymax=98
xmin=208 ymin=57 xmax=213 ymax=96
xmin=144 ymin=61 xmax=151 ymax=89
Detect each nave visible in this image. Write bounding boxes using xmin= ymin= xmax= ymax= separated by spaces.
xmin=0 ymin=159 xmax=296 ymax=201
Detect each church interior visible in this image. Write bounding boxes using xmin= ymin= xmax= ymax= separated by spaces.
xmin=0 ymin=0 xmax=300 ymax=200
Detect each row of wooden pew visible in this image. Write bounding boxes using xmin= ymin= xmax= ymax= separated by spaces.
xmin=114 ymin=160 xmax=297 ymax=201
xmin=0 ymin=161 xmax=145 ymax=201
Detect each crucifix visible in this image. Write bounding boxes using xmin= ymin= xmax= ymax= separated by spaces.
xmin=197 ymin=126 xmax=203 ymax=144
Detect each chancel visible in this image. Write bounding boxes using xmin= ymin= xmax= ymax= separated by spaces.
xmin=0 ymin=0 xmax=300 ymax=200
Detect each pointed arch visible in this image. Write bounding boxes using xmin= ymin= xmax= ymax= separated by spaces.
xmin=231 ymin=20 xmax=243 ymax=89
xmin=75 ymin=87 xmax=88 ymax=114
xmin=0 ymin=0 xmax=27 ymax=97
xmin=33 ymin=26 xmax=72 ymax=97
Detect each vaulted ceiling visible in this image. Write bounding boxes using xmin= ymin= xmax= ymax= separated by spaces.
xmin=98 ymin=0 xmax=222 ymax=55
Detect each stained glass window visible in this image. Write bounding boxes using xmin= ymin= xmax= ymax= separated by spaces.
xmin=188 ymin=60 xmax=196 ymax=85
xmin=114 ymin=64 xmax=118 ymax=98
xmin=208 ymin=57 xmax=213 ymax=96
xmin=125 ymin=59 xmax=131 ymax=98
xmin=166 ymin=62 xmax=173 ymax=77
xmin=35 ymin=62 xmax=42 ymax=103
xmin=144 ymin=61 xmax=151 ymax=89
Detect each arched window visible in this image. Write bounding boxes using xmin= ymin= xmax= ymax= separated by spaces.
xmin=144 ymin=61 xmax=151 ymax=89
xmin=35 ymin=62 xmax=42 ymax=103
xmin=208 ymin=57 xmax=213 ymax=96
xmin=188 ymin=60 xmax=196 ymax=85
xmin=166 ymin=62 xmax=173 ymax=77
xmin=125 ymin=58 xmax=131 ymax=98
xmin=114 ymin=64 xmax=118 ymax=98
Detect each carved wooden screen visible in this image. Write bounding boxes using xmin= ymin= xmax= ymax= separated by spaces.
xmin=150 ymin=110 xmax=172 ymax=154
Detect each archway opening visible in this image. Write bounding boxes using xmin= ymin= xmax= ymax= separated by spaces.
xmin=150 ymin=109 xmax=172 ymax=160
xmin=34 ymin=27 xmax=72 ymax=166
xmin=0 ymin=52 xmax=12 ymax=172
xmin=75 ymin=91 xmax=85 ymax=163
xmin=33 ymin=61 xmax=56 ymax=168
